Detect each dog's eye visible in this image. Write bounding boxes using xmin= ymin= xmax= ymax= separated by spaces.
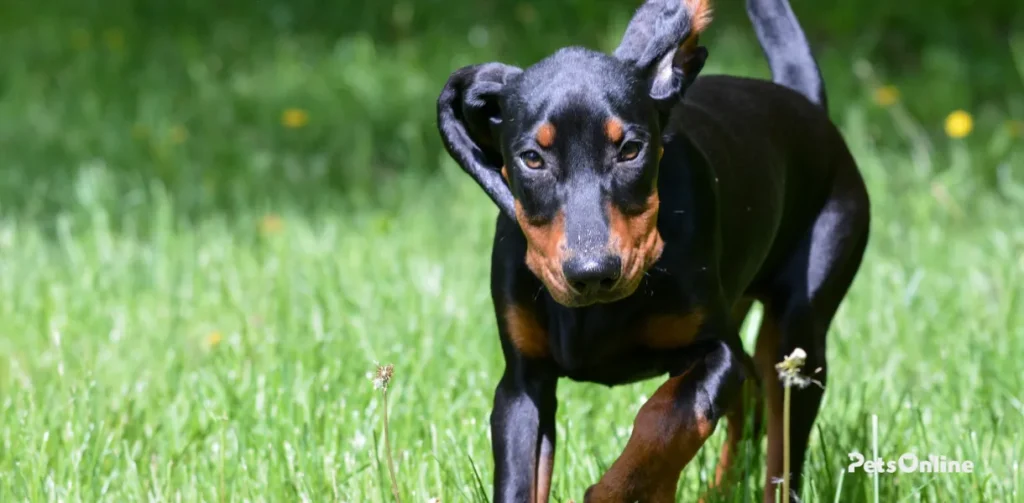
xmin=520 ymin=150 xmax=545 ymax=169
xmin=618 ymin=141 xmax=643 ymax=162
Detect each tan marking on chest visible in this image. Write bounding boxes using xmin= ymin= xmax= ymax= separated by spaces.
xmin=505 ymin=304 xmax=549 ymax=358
xmin=638 ymin=309 xmax=706 ymax=349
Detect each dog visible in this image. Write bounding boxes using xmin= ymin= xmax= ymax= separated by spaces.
xmin=436 ymin=0 xmax=870 ymax=500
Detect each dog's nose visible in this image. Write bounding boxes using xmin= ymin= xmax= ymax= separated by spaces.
xmin=563 ymin=254 xmax=622 ymax=294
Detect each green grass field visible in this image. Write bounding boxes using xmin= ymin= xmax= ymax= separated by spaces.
xmin=1 ymin=4 xmax=1023 ymax=503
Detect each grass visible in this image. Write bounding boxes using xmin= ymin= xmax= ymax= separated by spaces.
xmin=1 ymin=121 xmax=1021 ymax=503
xmin=1 ymin=3 xmax=1023 ymax=502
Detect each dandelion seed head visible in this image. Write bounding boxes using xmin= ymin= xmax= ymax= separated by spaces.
xmin=370 ymin=363 xmax=394 ymax=392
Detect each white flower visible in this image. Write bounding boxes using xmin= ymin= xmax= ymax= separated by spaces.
xmin=351 ymin=431 xmax=367 ymax=449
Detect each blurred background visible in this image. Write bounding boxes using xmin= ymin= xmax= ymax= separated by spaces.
xmin=2 ymin=0 xmax=1022 ymax=217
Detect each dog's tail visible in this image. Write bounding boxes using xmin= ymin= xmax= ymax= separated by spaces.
xmin=746 ymin=0 xmax=828 ymax=111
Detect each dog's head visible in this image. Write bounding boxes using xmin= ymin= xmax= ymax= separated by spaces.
xmin=437 ymin=0 xmax=711 ymax=307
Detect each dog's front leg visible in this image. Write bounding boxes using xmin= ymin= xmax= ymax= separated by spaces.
xmin=584 ymin=340 xmax=747 ymax=503
xmin=491 ymin=360 xmax=558 ymax=503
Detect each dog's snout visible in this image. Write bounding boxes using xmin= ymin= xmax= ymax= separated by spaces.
xmin=562 ymin=254 xmax=622 ymax=294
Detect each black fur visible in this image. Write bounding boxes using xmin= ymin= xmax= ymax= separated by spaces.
xmin=435 ymin=0 xmax=870 ymax=501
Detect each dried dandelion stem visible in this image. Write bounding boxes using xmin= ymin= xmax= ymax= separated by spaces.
xmin=782 ymin=383 xmax=792 ymax=503
xmin=775 ymin=348 xmax=820 ymax=503
xmin=383 ymin=386 xmax=401 ymax=503
xmin=371 ymin=363 xmax=401 ymax=503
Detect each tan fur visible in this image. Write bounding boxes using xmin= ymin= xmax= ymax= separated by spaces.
xmin=685 ymin=0 xmax=713 ymax=34
xmin=534 ymin=450 xmax=554 ymax=503
xmin=515 ymin=201 xmax=573 ymax=305
xmin=605 ymin=117 xmax=624 ymax=143
xmin=536 ymin=122 xmax=556 ymax=148
xmin=586 ymin=365 xmax=718 ymax=502
xmin=638 ymin=309 xmax=706 ymax=349
xmin=504 ymin=304 xmax=549 ymax=358
xmin=607 ymin=191 xmax=665 ymax=295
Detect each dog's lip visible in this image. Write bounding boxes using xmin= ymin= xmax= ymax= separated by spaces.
xmin=555 ymin=279 xmax=641 ymax=307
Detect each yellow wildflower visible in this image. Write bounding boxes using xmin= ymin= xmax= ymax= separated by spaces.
xmin=944 ymin=110 xmax=973 ymax=139
xmin=281 ymin=108 xmax=309 ymax=129
xmin=1007 ymin=120 xmax=1024 ymax=138
xmin=103 ymin=29 xmax=124 ymax=51
xmin=516 ymin=3 xmax=537 ymax=24
xmin=872 ymin=85 xmax=899 ymax=107
xmin=131 ymin=124 xmax=148 ymax=139
xmin=205 ymin=331 xmax=223 ymax=348
xmin=260 ymin=214 xmax=284 ymax=235
xmin=169 ymin=125 xmax=189 ymax=144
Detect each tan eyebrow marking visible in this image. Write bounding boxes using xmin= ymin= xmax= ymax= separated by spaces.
xmin=605 ymin=117 xmax=624 ymax=143
xmin=535 ymin=122 xmax=556 ymax=148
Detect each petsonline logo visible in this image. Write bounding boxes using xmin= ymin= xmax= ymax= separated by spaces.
xmin=847 ymin=415 xmax=975 ymax=475
xmin=847 ymin=452 xmax=975 ymax=474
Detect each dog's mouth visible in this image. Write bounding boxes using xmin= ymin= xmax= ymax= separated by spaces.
xmin=558 ymin=280 xmax=640 ymax=308
xmin=533 ymin=247 xmax=663 ymax=308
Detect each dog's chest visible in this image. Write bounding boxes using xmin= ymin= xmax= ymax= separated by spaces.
xmin=549 ymin=308 xmax=706 ymax=385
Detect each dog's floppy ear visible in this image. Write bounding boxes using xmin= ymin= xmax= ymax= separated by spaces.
xmin=437 ymin=62 xmax=523 ymax=220
xmin=613 ymin=0 xmax=711 ymax=111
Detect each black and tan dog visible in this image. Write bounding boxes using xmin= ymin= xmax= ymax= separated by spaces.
xmin=436 ymin=0 xmax=870 ymax=500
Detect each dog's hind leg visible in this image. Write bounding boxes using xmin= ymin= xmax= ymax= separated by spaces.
xmin=754 ymin=163 xmax=870 ymax=502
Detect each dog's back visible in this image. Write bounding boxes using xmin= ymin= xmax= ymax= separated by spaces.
xmin=647 ymin=0 xmax=858 ymax=300
xmin=679 ymin=74 xmax=846 ymax=209
xmin=672 ymin=74 xmax=858 ymax=299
